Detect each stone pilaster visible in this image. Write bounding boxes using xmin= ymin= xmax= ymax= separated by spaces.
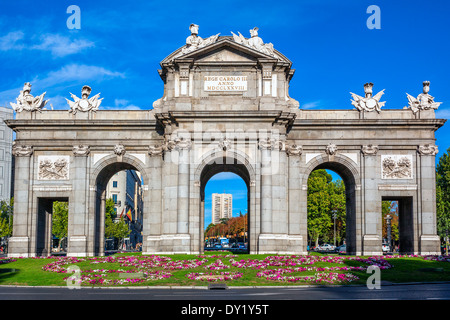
xmin=67 ymin=145 xmax=90 ymax=257
xmin=8 ymin=145 xmax=33 ymax=257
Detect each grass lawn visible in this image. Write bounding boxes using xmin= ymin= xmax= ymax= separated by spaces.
xmin=1 ymin=252 xmax=449 ymax=287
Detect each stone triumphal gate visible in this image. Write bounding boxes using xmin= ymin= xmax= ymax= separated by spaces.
xmin=6 ymin=25 xmax=446 ymax=257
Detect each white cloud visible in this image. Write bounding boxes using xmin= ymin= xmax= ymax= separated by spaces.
xmin=0 ymin=31 xmax=25 ymax=51
xmin=435 ymin=108 xmax=450 ymax=120
xmin=0 ymin=64 xmax=125 ymax=108
xmin=0 ymin=30 xmax=93 ymax=57
xmin=42 ymin=64 xmax=125 ymax=87
xmin=301 ymin=100 xmax=322 ymax=109
xmin=32 ymin=34 xmax=94 ymax=57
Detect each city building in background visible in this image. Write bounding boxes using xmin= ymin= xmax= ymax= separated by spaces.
xmin=105 ymin=170 xmax=144 ymax=249
xmin=212 ymin=193 xmax=232 ymax=224
xmin=0 ymin=106 xmax=13 ymax=201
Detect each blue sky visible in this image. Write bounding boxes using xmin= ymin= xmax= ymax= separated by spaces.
xmin=1 ymin=1 xmax=449 ymax=225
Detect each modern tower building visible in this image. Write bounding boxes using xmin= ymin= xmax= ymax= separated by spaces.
xmin=211 ymin=193 xmax=232 ymax=224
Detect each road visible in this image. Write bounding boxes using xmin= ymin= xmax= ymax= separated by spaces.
xmin=0 ymin=282 xmax=449 ymax=300
xmin=0 ymin=283 xmax=447 ymax=318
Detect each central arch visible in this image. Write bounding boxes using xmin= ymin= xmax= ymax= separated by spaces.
xmin=194 ymin=149 xmax=256 ymax=253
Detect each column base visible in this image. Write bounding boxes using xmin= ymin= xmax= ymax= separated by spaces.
xmin=67 ymin=236 xmax=88 ymax=257
xmin=143 ymin=234 xmax=192 ymax=254
xmin=257 ymin=234 xmax=306 ymax=254
xmin=420 ymin=235 xmax=441 ymax=255
xmin=362 ymin=234 xmax=383 ymax=256
xmin=7 ymin=237 xmax=31 ymax=257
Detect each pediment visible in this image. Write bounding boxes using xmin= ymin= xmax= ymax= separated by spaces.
xmin=196 ymin=47 xmax=258 ymax=63
xmin=161 ymin=37 xmax=291 ymax=66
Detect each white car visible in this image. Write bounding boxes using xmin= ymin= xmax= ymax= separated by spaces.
xmin=382 ymin=244 xmax=390 ymax=252
xmin=317 ymin=244 xmax=336 ymax=252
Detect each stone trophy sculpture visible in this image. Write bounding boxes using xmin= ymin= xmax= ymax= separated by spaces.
xmin=350 ymin=82 xmax=386 ymax=113
xmin=10 ymin=82 xmax=48 ymax=113
xmin=405 ymin=81 xmax=442 ymax=114
xmin=66 ymin=85 xmax=103 ymax=114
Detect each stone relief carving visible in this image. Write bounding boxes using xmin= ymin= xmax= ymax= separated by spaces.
xmin=72 ymin=145 xmax=90 ymax=156
xmin=113 ymin=144 xmax=126 ymax=156
xmin=258 ymin=137 xmax=284 ymax=151
xmin=381 ymin=155 xmax=413 ymax=179
xmin=361 ymin=144 xmax=379 ymax=156
xmin=181 ymin=24 xmax=220 ymax=55
xmin=286 ymin=144 xmax=303 ymax=156
xmin=38 ymin=156 xmax=69 ymax=180
xmin=10 ymin=82 xmax=48 ymax=113
xmin=350 ymin=83 xmax=386 ymax=113
xmin=166 ymin=137 xmax=192 ymax=151
xmin=12 ymin=143 xmax=33 ymax=157
xmin=148 ymin=144 xmax=164 ymax=156
xmin=405 ymin=81 xmax=442 ymax=114
xmin=218 ymin=138 xmax=232 ymax=151
xmin=66 ymin=85 xmax=103 ymax=114
xmin=325 ymin=143 xmax=338 ymax=156
xmin=231 ymin=27 xmax=275 ymax=57
xmin=418 ymin=144 xmax=439 ymax=156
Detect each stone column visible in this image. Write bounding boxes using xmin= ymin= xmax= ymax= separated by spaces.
xmin=176 ymin=139 xmax=191 ymax=235
xmin=67 ymin=145 xmax=90 ymax=257
xmin=361 ymin=145 xmax=381 ymax=255
xmin=418 ymin=144 xmax=441 ymax=255
xmin=286 ymin=144 xmax=305 ymax=253
xmin=8 ymin=145 xmax=33 ymax=257
xmin=259 ymin=138 xmax=272 ymax=234
xmin=143 ymin=144 xmax=163 ymax=254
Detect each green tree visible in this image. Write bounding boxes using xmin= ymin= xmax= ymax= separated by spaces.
xmin=307 ymin=170 xmax=332 ymax=247
xmin=104 ymin=198 xmax=117 ymax=239
xmin=52 ymin=201 xmax=68 ymax=251
xmin=436 ymin=147 xmax=450 ymax=249
xmin=114 ymin=216 xmax=131 ymax=250
xmin=103 ymin=198 xmax=130 ymax=250
xmin=0 ymin=198 xmax=13 ymax=239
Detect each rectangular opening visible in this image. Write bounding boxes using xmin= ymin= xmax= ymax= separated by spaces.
xmin=382 ymin=196 xmax=414 ymax=254
xmin=36 ymin=197 xmax=69 ymax=256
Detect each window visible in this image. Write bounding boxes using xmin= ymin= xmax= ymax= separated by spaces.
xmin=112 ymin=194 xmax=118 ymax=203
xmin=113 ymin=181 xmax=118 ymax=188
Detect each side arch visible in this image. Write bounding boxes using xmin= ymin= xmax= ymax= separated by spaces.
xmin=88 ymin=154 xmax=150 ymax=256
xmin=300 ymin=153 xmax=362 ymax=255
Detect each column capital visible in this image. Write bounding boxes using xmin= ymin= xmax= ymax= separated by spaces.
xmin=286 ymin=144 xmax=302 ymax=156
xmin=148 ymin=144 xmax=164 ymax=157
xmin=12 ymin=144 xmax=33 ymax=157
xmin=361 ymin=144 xmax=379 ymax=156
xmin=418 ymin=144 xmax=438 ymax=156
xmin=72 ymin=145 xmax=90 ymax=157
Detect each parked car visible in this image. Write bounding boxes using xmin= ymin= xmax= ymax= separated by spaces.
xmin=336 ymin=244 xmax=346 ymax=254
xmin=237 ymin=243 xmax=246 ymax=249
xmin=382 ymin=244 xmax=389 ymax=252
xmin=317 ymin=244 xmax=336 ymax=252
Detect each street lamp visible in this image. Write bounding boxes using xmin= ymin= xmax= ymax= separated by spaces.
xmin=385 ymin=214 xmax=392 ymax=253
xmin=332 ymin=210 xmax=337 ymax=247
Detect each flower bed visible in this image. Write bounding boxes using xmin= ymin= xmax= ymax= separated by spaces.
xmin=185 ymin=272 xmax=243 ymax=281
xmin=36 ymin=253 xmax=449 ymax=287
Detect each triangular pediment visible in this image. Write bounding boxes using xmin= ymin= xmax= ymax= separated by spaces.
xmin=196 ymin=47 xmax=258 ymax=63
xmin=161 ymin=37 xmax=291 ymax=65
